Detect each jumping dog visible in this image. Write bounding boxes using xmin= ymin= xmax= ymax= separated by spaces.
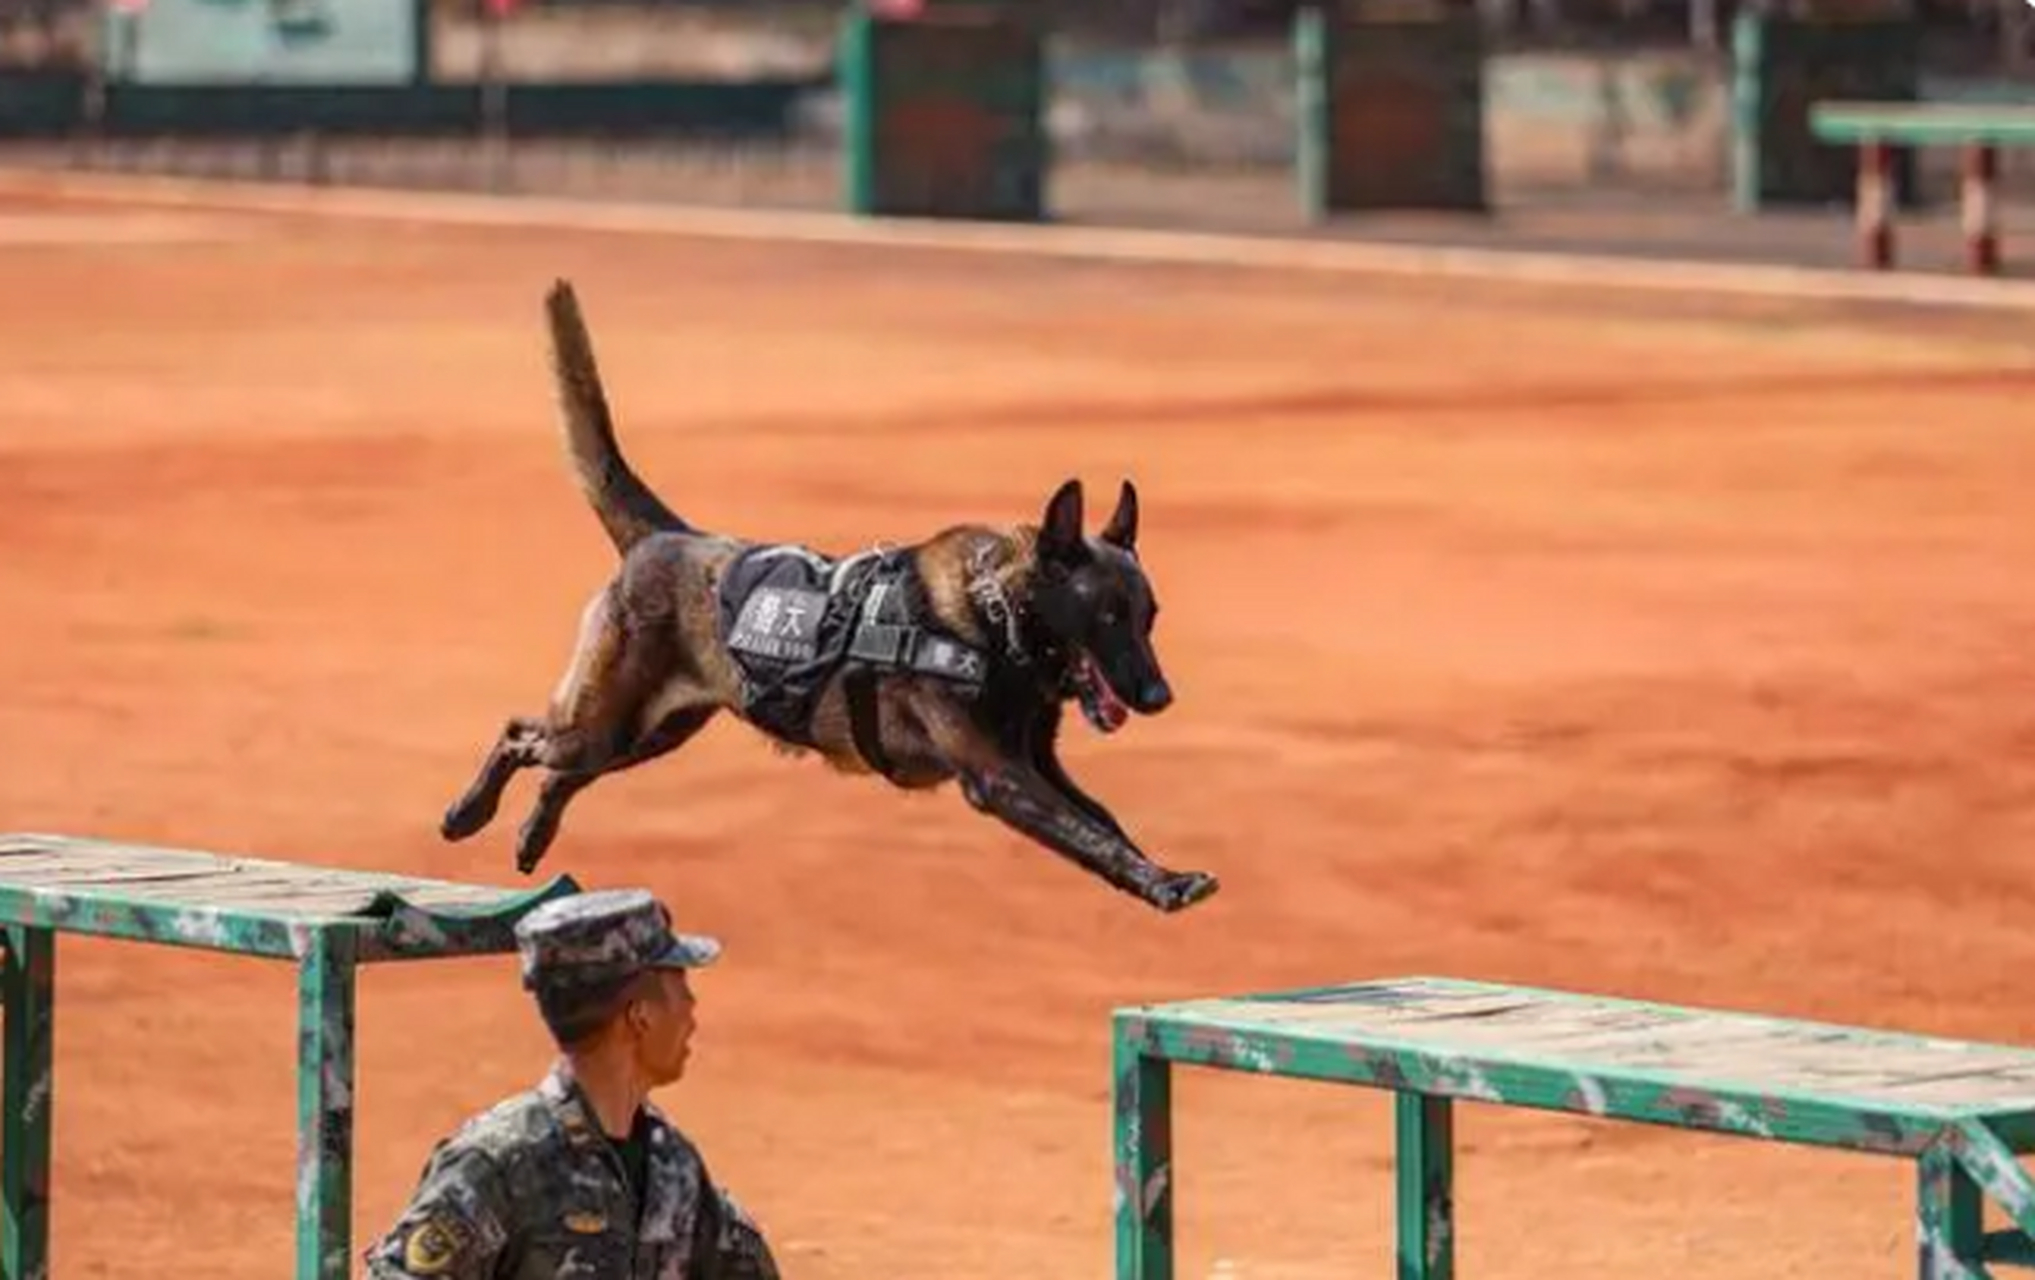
xmin=439 ymin=281 xmax=1219 ymax=914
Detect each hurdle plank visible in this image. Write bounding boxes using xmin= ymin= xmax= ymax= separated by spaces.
xmin=0 ymin=833 xmax=575 ymax=960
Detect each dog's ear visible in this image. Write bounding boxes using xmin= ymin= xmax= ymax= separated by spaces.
xmin=1039 ymin=478 xmax=1087 ymax=565
xmin=1100 ymin=479 xmax=1139 ymax=551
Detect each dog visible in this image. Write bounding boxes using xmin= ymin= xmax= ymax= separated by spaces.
xmin=439 ymin=281 xmax=1219 ymax=914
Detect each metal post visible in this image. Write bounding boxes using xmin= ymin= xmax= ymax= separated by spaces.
xmin=1728 ymin=7 xmax=1763 ymax=213
xmin=295 ymin=931 xmax=357 ymax=1280
xmin=1917 ymin=1144 xmax=1984 ymax=1279
xmin=412 ymin=0 xmax=434 ymax=87
xmin=1961 ymin=142 xmax=1999 ymax=275
xmin=1857 ymin=138 xmax=1895 ymax=269
xmin=841 ymin=4 xmax=878 ymax=215
xmin=2 ymin=926 xmax=54 ymax=1280
xmin=1396 ymin=1093 xmax=1454 ymax=1280
xmin=1294 ymin=5 xmax=1330 ymax=221
xmin=1112 ymin=1017 xmax=1173 ymax=1280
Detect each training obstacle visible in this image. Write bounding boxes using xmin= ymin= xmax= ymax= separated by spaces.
xmin=1810 ymin=102 xmax=2035 ymax=275
xmin=1294 ymin=0 xmax=1489 ymax=218
xmin=0 ymin=831 xmax=581 ymax=1280
xmin=1729 ymin=6 xmax=1920 ymax=212
xmin=1113 ymin=975 xmax=2035 ymax=1278
xmin=839 ymin=2 xmax=1047 ymax=222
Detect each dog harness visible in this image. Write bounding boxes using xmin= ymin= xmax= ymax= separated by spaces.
xmin=717 ymin=542 xmax=989 ymax=777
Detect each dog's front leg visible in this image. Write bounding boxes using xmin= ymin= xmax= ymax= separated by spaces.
xmin=1025 ymin=705 xmax=1127 ymax=839
xmin=960 ymin=768 xmax=1217 ymax=912
xmin=915 ymin=696 xmax=1216 ymax=912
xmin=1031 ymin=745 xmax=1127 ymax=839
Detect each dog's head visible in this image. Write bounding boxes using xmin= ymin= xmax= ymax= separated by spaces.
xmin=1028 ymin=478 xmax=1172 ymax=734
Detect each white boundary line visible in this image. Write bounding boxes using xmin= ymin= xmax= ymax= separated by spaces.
xmin=7 ymin=165 xmax=2035 ymax=312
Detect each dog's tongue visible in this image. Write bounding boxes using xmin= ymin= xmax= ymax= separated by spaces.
xmin=1097 ymin=680 xmax=1128 ymax=730
xmin=1080 ymin=655 xmax=1129 ymax=733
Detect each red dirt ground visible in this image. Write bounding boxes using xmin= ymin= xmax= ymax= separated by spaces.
xmin=5 ymin=190 xmax=2035 ymax=1278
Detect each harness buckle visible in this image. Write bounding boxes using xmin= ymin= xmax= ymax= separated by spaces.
xmin=848 ymin=622 xmax=912 ymax=665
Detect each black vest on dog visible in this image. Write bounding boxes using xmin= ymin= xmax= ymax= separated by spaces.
xmin=717 ymin=543 xmax=988 ymax=773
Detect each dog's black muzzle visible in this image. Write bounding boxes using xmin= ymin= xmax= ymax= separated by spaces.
xmin=1104 ymin=651 xmax=1173 ymax=716
xmin=1130 ymin=674 xmax=1173 ymax=714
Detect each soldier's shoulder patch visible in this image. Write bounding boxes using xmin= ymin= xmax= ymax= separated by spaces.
xmin=562 ymin=1210 xmax=608 ymax=1235
xmin=402 ymin=1214 xmax=472 ymax=1276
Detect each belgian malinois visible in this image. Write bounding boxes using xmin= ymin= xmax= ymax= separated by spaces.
xmin=439 ymin=281 xmax=1219 ymax=914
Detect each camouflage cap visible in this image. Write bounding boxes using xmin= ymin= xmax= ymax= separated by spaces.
xmin=514 ymin=888 xmax=721 ymax=997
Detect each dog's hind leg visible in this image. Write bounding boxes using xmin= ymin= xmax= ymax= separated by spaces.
xmin=442 ymin=717 xmax=550 ymax=841
xmin=513 ymin=703 xmax=720 ymax=874
xmin=514 ymin=770 xmax=599 ymax=875
xmin=445 ymin=586 xmax=627 ymax=844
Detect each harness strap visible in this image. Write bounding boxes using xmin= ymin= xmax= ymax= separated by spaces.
xmin=843 ymin=665 xmax=901 ymax=782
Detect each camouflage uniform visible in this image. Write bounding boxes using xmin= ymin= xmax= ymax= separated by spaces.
xmin=364 ymin=889 xmax=780 ymax=1280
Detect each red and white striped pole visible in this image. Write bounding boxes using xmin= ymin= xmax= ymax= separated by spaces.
xmin=1962 ymin=142 xmax=2000 ymax=276
xmin=1856 ymin=139 xmax=1894 ymax=270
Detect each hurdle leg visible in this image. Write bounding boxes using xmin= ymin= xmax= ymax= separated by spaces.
xmin=1396 ymin=1093 xmax=1454 ymax=1280
xmin=1113 ymin=1019 xmax=1174 ymax=1280
xmin=2 ymin=927 xmax=53 ymax=1280
xmin=1917 ymin=1144 xmax=1985 ymax=1279
xmin=1962 ymin=142 xmax=2001 ymax=276
xmin=295 ymin=930 xmax=358 ymax=1280
xmin=1857 ymin=139 xmax=1896 ymax=270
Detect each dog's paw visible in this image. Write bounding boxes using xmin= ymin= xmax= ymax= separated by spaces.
xmin=1151 ymin=870 xmax=1220 ymax=913
xmin=441 ymin=795 xmax=498 ymax=842
xmin=440 ymin=809 xmax=483 ymax=842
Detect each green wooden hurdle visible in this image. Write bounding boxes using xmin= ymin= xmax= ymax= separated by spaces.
xmin=1113 ymin=975 xmax=2035 ymax=1278
xmin=1810 ymin=102 xmax=2035 ymax=275
xmin=0 ymin=832 xmax=581 ymax=1280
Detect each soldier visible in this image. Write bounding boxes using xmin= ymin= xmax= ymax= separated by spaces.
xmin=365 ymin=887 xmax=780 ymax=1279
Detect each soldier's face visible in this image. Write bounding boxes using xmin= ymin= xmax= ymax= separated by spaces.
xmin=633 ymin=968 xmax=698 ymax=1086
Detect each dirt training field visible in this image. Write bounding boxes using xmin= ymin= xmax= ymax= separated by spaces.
xmin=4 ymin=188 xmax=2035 ymax=1278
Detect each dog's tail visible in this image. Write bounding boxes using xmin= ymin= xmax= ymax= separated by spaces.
xmin=546 ymin=279 xmax=691 ymax=556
